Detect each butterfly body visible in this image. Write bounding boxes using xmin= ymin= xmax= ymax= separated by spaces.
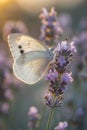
xmin=8 ymin=33 xmax=54 ymax=84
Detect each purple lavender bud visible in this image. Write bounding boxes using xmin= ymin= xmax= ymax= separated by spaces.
xmin=55 ymin=41 xmax=76 ymax=54
xmin=61 ymin=73 xmax=73 ymax=84
xmin=46 ymin=69 xmax=58 ymax=82
xmin=44 ymin=92 xmax=62 ymax=108
xmin=44 ymin=92 xmax=53 ymax=107
xmin=70 ymin=42 xmax=77 ymax=53
xmin=55 ymin=41 xmax=69 ymax=53
xmin=59 ymin=85 xmax=67 ymax=93
xmin=58 ymin=56 xmax=66 ymax=66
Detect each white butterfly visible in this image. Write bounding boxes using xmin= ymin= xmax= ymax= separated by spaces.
xmin=8 ymin=33 xmax=54 ymax=84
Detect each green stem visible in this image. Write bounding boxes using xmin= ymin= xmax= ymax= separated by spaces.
xmin=46 ymin=108 xmax=54 ymax=130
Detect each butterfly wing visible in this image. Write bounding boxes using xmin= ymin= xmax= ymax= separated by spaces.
xmin=8 ymin=33 xmax=48 ymax=61
xmin=13 ymin=57 xmax=50 ymax=84
xmin=8 ymin=33 xmax=53 ymax=84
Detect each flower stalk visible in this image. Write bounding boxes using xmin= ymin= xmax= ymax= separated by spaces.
xmin=46 ymin=108 xmax=54 ymax=130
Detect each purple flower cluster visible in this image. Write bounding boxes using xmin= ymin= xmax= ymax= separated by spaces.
xmin=44 ymin=40 xmax=76 ymax=108
xmin=46 ymin=69 xmax=58 ymax=82
xmin=27 ymin=106 xmax=41 ymax=130
xmin=39 ymin=7 xmax=63 ymax=46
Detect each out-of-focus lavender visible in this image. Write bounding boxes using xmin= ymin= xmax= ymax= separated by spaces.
xmin=3 ymin=20 xmax=29 ymax=42
xmin=54 ymin=121 xmax=68 ymax=130
xmin=62 ymin=18 xmax=87 ymax=130
xmin=57 ymin=13 xmax=73 ymax=37
xmin=27 ymin=106 xmax=41 ymax=130
xmin=39 ymin=7 xmax=63 ymax=46
xmin=0 ymin=46 xmax=20 ymax=115
xmin=72 ymin=19 xmax=87 ymax=80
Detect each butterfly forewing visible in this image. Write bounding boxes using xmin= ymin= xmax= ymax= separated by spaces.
xmin=8 ymin=33 xmax=48 ymax=61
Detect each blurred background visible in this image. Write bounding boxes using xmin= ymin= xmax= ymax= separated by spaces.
xmin=0 ymin=0 xmax=87 ymax=130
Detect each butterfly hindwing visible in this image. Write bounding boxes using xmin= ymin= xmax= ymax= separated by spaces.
xmin=16 ymin=50 xmax=51 ymax=64
xmin=13 ymin=58 xmax=49 ymax=84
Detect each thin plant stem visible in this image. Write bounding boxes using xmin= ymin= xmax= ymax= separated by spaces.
xmin=46 ymin=108 xmax=54 ymax=130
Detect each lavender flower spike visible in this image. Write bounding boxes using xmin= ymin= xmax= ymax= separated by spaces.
xmin=39 ymin=7 xmax=63 ymax=46
xmin=44 ymin=39 xmax=76 ymax=108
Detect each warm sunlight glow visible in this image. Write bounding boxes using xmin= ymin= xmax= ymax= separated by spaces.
xmin=16 ymin=0 xmax=83 ymax=14
xmin=0 ymin=0 xmax=10 ymax=5
xmin=16 ymin=0 xmax=54 ymax=13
